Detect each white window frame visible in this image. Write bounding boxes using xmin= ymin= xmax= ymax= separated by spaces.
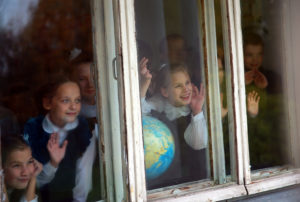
xmin=90 ymin=0 xmax=300 ymax=201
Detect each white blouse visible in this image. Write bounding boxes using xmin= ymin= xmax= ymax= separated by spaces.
xmin=141 ymin=95 xmax=208 ymax=150
xmin=37 ymin=114 xmax=96 ymax=202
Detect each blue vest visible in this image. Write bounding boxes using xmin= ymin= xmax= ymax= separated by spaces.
xmin=23 ymin=115 xmax=92 ymax=202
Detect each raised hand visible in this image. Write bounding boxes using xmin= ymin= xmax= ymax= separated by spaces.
xmin=47 ymin=133 xmax=68 ymax=168
xmin=253 ymin=68 xmax=268 ymax=89
xmin=247 ymin=90 xmax=260 ymax=117
xmin=32 ymin=159 xmax=43 ymax=177
xmin=190 ymin=84 xmax=205 ymax=115
xmin=139 ymin=57 xmax=152 ymax=97
xmin=245 ymin=70 xmax=255 ymax=85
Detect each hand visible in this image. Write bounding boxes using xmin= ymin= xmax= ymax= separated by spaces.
xmin=245 ymin=70 xmax=254 ymax=85
xmin=47 ymin=133 xmax=68 ymax=168
xmin=139 ymin=57 xmax=152 ymax=80
xmin=253 ymin=69 xmax=268 ymax=89
xmin=32 ymin=159 xmax=43 ymax=177
xmin=139 ymin=57 xmax=152 ymax=97
xmin=190 ymin=84 xmax=205 ymax=115
xmin=247 ymin=91 xmax=260 ymax=117
xmin=220 ymin=93 xmax=228 ymax=118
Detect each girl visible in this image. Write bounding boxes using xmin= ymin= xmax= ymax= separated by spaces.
xmin=2 ymin=135 xmax=42 ymax=202
xmin=23 ymin=77 xmax=95 ymax=202
xmin=139 ymin=58 xmax=208 ymax=188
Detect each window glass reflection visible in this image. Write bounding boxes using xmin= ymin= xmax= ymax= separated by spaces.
xmin=135 ymin=0 xmax=210 ymax=189
xmin=241 ymin=0 xmax=286 ymax=170
xmin=0 ymin=1 xmax=102 ymax=201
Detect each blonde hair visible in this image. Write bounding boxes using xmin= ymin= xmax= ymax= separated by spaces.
xmin=155 ymin=63 xmax=190 ymax=92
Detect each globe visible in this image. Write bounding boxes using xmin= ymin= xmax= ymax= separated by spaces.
xmin=142 ymin=116 xmax=175 ymax=180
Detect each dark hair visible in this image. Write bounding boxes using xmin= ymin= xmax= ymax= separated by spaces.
xmin=1 ymin=135 xmax=30 ymax=166
xmin=243 ymin=32 xmax=264 ymax=48
xmin=68 ymin=50 xmax=93 ymax=80
xmin=159 ymin=34 xmax=185 ymax=55
xmin=35 ymin=76 xmax=78 ymax=114
xmin=154 ymin=63 xmax=190 ymax=93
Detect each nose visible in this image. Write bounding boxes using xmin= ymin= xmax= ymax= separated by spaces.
xmin=20 ymin=165 xmax=30 ymax=176
xmin=88 ymin=78 xmax=95 ymax=88
xmin=183 ymin=85 xmax=189 ymax=92
xmin=69 ymin=101 xmax=78 ymax=110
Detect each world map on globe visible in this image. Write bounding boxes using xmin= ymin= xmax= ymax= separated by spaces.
xmin=142 ymin=116 xmax=175 ymax=180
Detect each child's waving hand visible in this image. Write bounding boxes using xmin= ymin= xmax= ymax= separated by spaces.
xmin=247 ymin=90 xmax=260 ymax=117
xmin=190 ymin=83 xmax=205 ymax=115
xmin=32 ymin=159 xmax=43 ymax=177
xmin=139 ymin=57 xmax=152 ymax=97
xmin=47 ymin=133 xmax=68 ymax=168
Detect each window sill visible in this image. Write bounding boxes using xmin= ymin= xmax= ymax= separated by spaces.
xmin=147 ymin=181 xmax=247 ymax=202
xmin=246 ymin=168 xmax=300 ymax=195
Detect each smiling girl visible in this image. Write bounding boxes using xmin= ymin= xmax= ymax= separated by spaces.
xmin=2 ymin=135 xmax=42 ymax=202
xmin=23 ymin=77 xmax=94 ymax=202
xmin=140 ymin=59 xmax=208 ymax=188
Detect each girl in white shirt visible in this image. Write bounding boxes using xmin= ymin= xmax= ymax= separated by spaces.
xmin=139 ymin=58 xmax=208 ymax=188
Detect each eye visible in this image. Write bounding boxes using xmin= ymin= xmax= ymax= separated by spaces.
xmin=75 ymin=98 xmax=81 ymax=104
xmin=28 ymin=159 xmax=34 ymax=165
xmin=12 ymin=163 xmax=21 ymax=168
xmin=62 ymin=99 xmax=70 ymax=103
xmin=79 ymin=77 xmax=87 ymax=81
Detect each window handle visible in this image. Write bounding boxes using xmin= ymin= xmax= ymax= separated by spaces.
xmin=113 ymin=57 xmax=118 ymax=80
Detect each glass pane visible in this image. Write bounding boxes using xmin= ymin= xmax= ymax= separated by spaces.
xmin=135 ymin=0 xmax=211 ymax=190
xmin=214 ymin=0 xmax=232 ymax=176
xmin=0 ymin=1 xmax=102 ymax=201
xmin=240 ymin=1 xmax=288 ymax=171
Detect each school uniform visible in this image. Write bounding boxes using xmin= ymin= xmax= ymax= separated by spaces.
xmin=141 ymin=95 xmax=208 ymax=189
xmin=23 ymin=115 xmax=94 ymax=202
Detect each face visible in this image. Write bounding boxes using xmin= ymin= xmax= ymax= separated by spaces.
xmin=218 ymin=58 xmax=224 ymax=85
xmin=244 ymin=44 xmax=263 ymax=70
xmin=4 ymin=148 xmax=34 ymax=190
xmin=75 ymin=63 xmax=96 ymax=104
xmin=168 ymin=38 xmax=187 ymax=63
xmin=44 ymin=82 xmax=81 ymax=127
xmin=161 ymin=71 xmax=192 ymax=107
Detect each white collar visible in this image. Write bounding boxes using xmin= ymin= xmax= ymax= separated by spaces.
xmin=163 ymin=99 xmax=191 ymax=121
xmin=42 ymin=114 xmax=79 ymax=134
xmin=80 ymin=103 xmax=97 ymax=118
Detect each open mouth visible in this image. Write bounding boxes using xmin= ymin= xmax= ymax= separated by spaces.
xmin=181 ymin=94 xmax=191 ymax=101
xmin=66 ymin=112 xmax=77 ymax=116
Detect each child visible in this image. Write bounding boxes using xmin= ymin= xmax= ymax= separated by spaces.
xmin=69 ymin=50 xmax=101 ymax=201
xmin=243 ymin=32 xmax=284 ymax=169
xmin=23 ymin=77 xmax=95 ymax=202
xmin=140 ymin=58 xmax=208 ymax=188
xmin=69 ymin=51 xmax=96 ymax=120
xmin=1 ymin=135 xmax=42 ymax=202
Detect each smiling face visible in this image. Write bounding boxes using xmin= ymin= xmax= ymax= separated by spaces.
xmin=44 ymin=82 xmax=81 ymax=127
xmin=168 ymin=38 xmax=187 ymax=64
xmin=161 ymin=70 xmax=192 ymax=107
xmin=75 ymin=62 xmax=96 ymax=105
xmin=4 ymin=148 xmax=34 ymax=190
xmin=244 ymin=44 xmax=263 ymax=70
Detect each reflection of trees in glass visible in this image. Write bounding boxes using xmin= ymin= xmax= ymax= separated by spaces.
xmin=0 ymin=0 xmax=92 ymax=128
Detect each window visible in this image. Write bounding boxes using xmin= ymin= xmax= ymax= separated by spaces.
xmin=2 ymin=0 xmax=300 ymax=201
xmin=113 ymin=0 xmax=300 ymax=201
xmin=0 ymin=1 xmax=105 ymax=201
